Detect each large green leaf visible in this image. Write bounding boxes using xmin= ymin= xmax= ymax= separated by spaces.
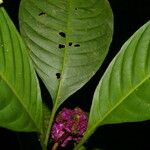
xmin=75 ymin=21 xmax=150 ymax=149
xmin=19 ymin=0 xmax=113 ymax=108
xmin=0 ymin=8 xmax=42 ymax=132
xmin=19 ymin=0 xmax=113 ymax=147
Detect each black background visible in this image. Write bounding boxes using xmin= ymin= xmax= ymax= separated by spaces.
xmin=0 ymin=0 xmax=150 ymax=150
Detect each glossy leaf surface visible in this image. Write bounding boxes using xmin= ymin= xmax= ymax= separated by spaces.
xmin=19 ymin=0 xmax=113 ymax=108
xmin=89 ymin=21 xmax=150 ymax=128
xmin=0 ymin=8 xmax=42 ymax=132
xmin=74 ymin=21 xmax=150 ymax=150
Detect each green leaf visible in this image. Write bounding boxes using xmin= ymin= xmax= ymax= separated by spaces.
xmin=19 ymin=0 xmax=113 ymax=108
xmin=19 ymin=0 xmax=113 ymax=147
xmin=75 ymin=21 xmax=150 ymax=149
xmin=0 ymin=8 xmax=42 ymax=132
xmin=78 ymin=146 xmax=87 ymax=150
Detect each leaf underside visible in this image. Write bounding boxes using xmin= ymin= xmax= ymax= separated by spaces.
xmin=0 ymin=8 xmax=42 ymax=132
xmin=89 ymin=21 xmax=150 ymax=130
xmin=19 ymin=0 xmax=113 ymax=108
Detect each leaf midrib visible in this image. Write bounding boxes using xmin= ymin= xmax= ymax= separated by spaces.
xmin=88 ymin=75 xmax=150 ymax=135
xmin=55 ymin=0 xmax=72 ymax=106
xmin=0 ymin=9 xmax=39 ymax=131
xmin=0 ymin=71 xmax=38 ymax=130
xmin=44 ymin=0 xmax=73 ymax=146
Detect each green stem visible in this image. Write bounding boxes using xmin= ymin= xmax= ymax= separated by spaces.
xmin=42 ymin=0 xmax=72 ymax=149
xmin=43 ymin=101 xmax=58 ymax=149
xmin=73 ymin=127 xmax=96 ymax=150
xmin=41 ymin=143 xmax=47 ymax=150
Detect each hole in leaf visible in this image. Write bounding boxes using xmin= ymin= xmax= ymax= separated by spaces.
xmin=38 ymin=12 xmax=46 ymax=16
xmin=56 ymin=73 xmax=61 ymax=79
xmin=59 ymin=32 xmax=66 ymax=38
xmin=59 ymin=44 xmax=65 ymax=49
xmin=69 ymin=42 xmax=72 ymax=46
xmin=74 ymin=44 xmax=80 ymax=47
xmin=75 ymin=8 xmax=78 ymax=10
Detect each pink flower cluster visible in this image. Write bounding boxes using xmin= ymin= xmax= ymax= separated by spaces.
xmin=51 ymin=107 xmax=88 ymax=147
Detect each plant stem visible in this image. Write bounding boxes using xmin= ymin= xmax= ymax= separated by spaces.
xmin=52 ymin=143 xmax=59 ymax=150
xmin=42 ymin=1 xmax=72 ymax=147
xmin=43 ymin=102 xmax=58 ymax=149
xmin=73 ymin=127 xmax=96 ymax=150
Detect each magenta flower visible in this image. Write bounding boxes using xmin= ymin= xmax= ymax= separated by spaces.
xmin=51 ymin=107 xmax=88 ymax=148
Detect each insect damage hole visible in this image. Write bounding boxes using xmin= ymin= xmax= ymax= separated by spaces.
xmin=59 ymin=44 xmax=65 ymax=49
xmin=38 ymin=12 xmax=46 ymax=16
xmin=59 ymin=32 xmax=66 ymax=38
xmin=69 ymin=42 xmax=72 ymax=46
xmin=74 ymin=44 xmax=80 ymax=47
xmin=56 ymin=73 xmax=61 ymax=79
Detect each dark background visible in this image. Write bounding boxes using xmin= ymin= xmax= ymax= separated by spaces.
xmin=0 ymin=0 xmax=150 ymax=149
